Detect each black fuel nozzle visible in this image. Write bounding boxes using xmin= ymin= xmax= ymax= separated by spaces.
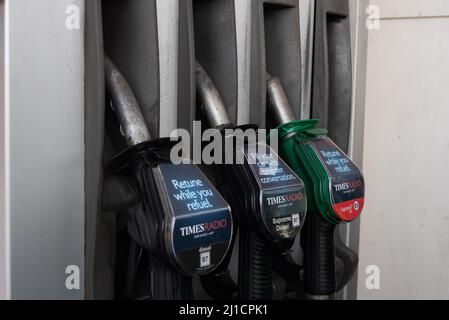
xmin=196 ymin=62 xmax=307 ymax=300
xmin=104 ymin=56 xmax=233 ymax=299
xmin=266 ymin=74 xmax=365 ymax=300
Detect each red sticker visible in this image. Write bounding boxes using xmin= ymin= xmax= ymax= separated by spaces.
xmin=332 ymin=197 xmax=364 ymax=222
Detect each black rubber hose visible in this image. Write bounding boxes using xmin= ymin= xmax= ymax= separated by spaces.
xmin=335 ymin=228 xmax=359 ymax=292
xmin=151 ymin=258 xmax=193 ymax=300
xmin=301 ymin=213 xmax=337 ymax=299
xmin=238 ymin=230 xmax=273 ymax=300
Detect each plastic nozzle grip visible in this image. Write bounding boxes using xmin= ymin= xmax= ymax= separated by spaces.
xmin=151 ymin=258 xmax=193 ymax=300
xmin=301 ymin=213 xmax=337 ymax=299
xmin=238 ymin=230 xmax=273 ymax=300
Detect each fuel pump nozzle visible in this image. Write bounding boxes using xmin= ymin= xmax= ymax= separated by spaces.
xmin=196 ymin=62 xmax=233 ymax=129
xmin=266 ymin=74 xmax=296 ymax=125
xmin=196 ymin=63 xmax=307 ymax=300
xmin=105 ymin=56 xmax=151 ymax=146
xmin=266 ymin=74 xmax=365 ymax=300
xmin=105 ymin=56 xmax=233 ymax=300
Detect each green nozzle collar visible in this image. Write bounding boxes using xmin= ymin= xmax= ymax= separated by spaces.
xmin=268 ymin=119 xmax=328 ymax=142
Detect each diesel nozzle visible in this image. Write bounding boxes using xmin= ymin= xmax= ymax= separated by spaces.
xmin=196 ymin=62 xmax=307 ymax=300
xmin=104 ymin=56 xmax=151 ymax=146
xmin=266 ymin=74 xmax=365 ymax=300
xmin=104 ymin=56 xmax=233 ymax=300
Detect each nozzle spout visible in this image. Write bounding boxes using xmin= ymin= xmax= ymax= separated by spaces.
xmin=104 ymin=55 xmax=151 ymax=146
xmin=195 ymin=62 xmax=233 ymax=129
xmin=266 ymin=74 xmax=296 ymax=125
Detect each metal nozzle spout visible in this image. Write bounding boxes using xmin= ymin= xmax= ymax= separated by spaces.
xmin=266 ymin=73 xmax=296 ymax=125
xmin=104 ymin=55 xmax=151 ymax=146
xmin=195 ymin=62 xmax=233 ymax=129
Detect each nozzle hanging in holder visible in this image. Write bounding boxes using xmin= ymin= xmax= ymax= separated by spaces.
xmin=104 ymin=55 xmax=151 ymax=146
xmin=195 ymin=61 xmax=233 ymax=129
xmin=266 ymin=74 xmax=296 ymax=125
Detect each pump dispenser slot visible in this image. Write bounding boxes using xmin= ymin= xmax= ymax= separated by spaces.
xmin=102 ymin=0 xmax=160 ymax=139
xmin=177 ymin=0 xmax=197 ymax=133
xmin=263 ymin=0 xmax=302 ymax=129
xmin=312 ymin=0 xmax=352 ymax=153
xmin=192 ymin=0 xmax=238 ymax=125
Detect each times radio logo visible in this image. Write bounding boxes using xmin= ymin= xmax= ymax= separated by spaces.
xmin=334 ymin=180 xmax=363 ymax=192
xmin=266 ymin=192 xmax=303 ymax=206
xmin=180 ymin=219 xmax=228 ymax=237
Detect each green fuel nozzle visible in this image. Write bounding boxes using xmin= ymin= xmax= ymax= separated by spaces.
xmin=266 ymin=74 xmax=365 ymax=299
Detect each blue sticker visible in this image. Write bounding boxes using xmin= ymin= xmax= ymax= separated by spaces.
xmin=154 ymin=163 xmax=233 ymax=274
xmin=245 ymin=143 xmax=307 ymax=240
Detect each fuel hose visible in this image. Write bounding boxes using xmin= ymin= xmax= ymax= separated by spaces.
xmin=266 ymin=74 xmax=335 ymax=297
xmin=196 ymin=62 xmax=273 ymax=299
xmin=105 ymin=55 xmax=193 ymax=299
xmin=266 ymin=74 xmax=364 ymax=300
